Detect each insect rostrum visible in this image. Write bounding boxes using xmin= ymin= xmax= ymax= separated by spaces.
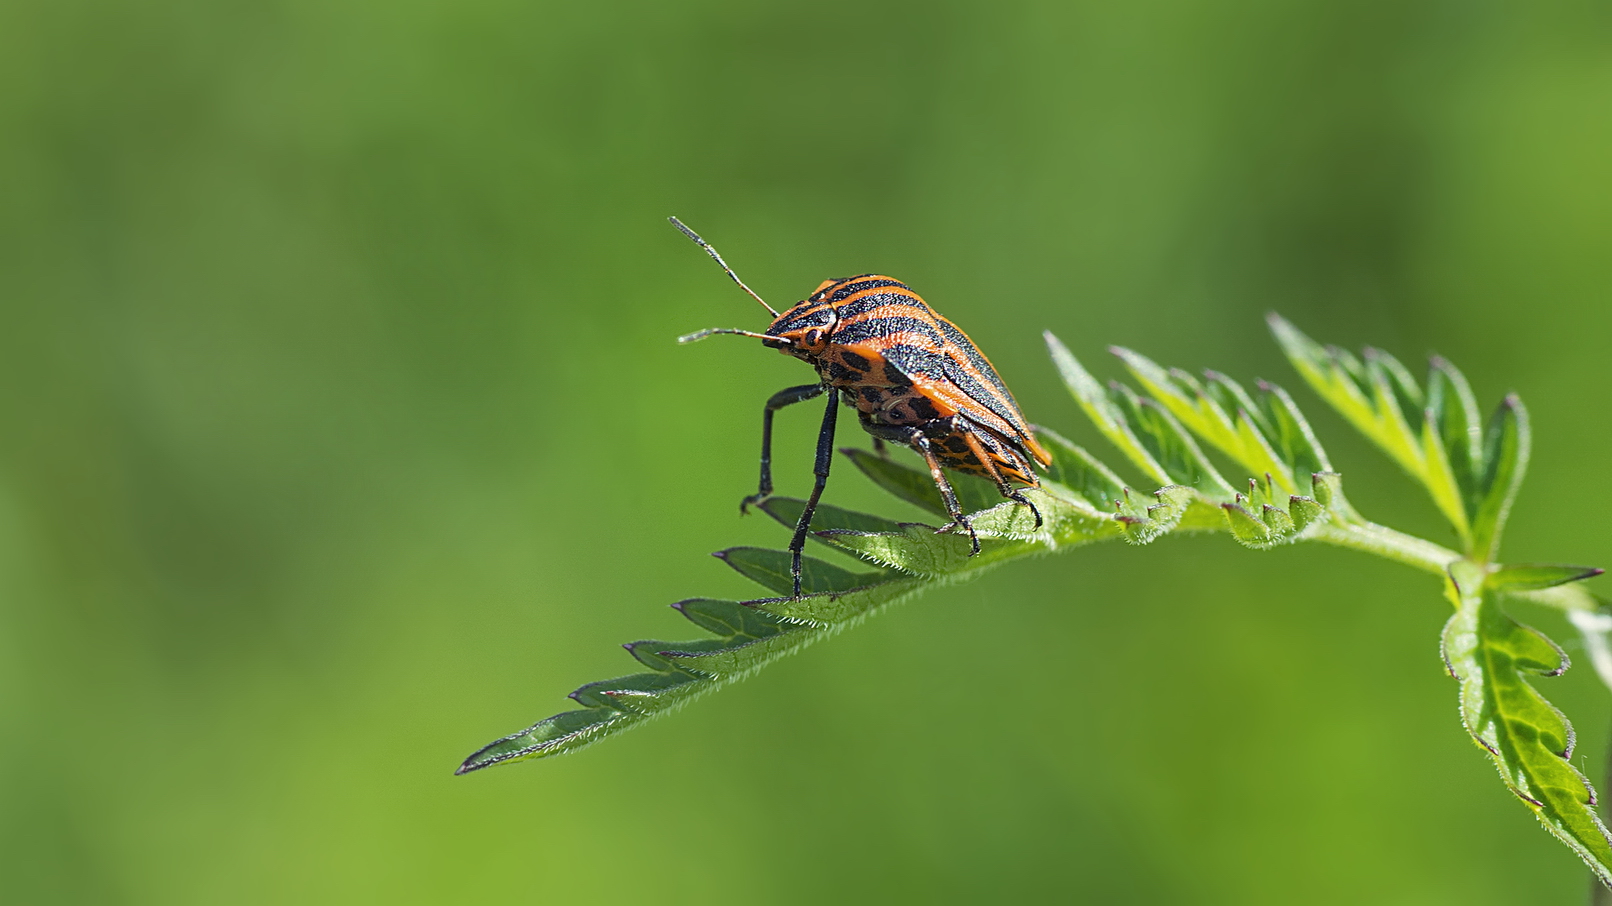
xmin=672 ymin=216 xmax=1050 ymax=598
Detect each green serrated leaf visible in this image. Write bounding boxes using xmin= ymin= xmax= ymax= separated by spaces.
xmin=715 ymin=547 xmax=896 ymax=595
xmin=1119 ymin=485 xmax=1197 ymax=544
xmin=1269 ymin=315 xmax=1516 ymax=551
xmin=839 ymin=447 xmax=999 ymax=516
xmin=1366 ymin=347 xmax=1425 ymax=426
xmin=1428 ymin=355 xmax=1484 ymax=505
xmin=1032 ymin=426 xmax=1129 ymax=510
xmin=1470 ymin=395 xmax=1530 ymax=563
xmin=1108 ymin=382 xmax=1236 ymax=497
xmin=756 ymin=497 xmax=908 ymax=535
xmin=1256 ymin=381 xmax=1333 ymax=479
xmin=825 ymin=522 xmax=1030 ymax=577
xmin=1489 ymin=565 xmax=1604 ymax=593
xmin=1270 ymin=315 xmax=1427 ymax=469
xmin=1113 ymin=347 xmax=1296 ymax=494
xmin=1046 ymin=331 xmax=1173 ymax=485
xmin=1441 ymin=562 xmax=1612 ymax=884
xmin=1269 ymin=314 xmax=1383 ymax=449
xmin=1420 ymin=409 xmax=1472 ymax=545
xmin=1111 ymin=347 xmax=1237 ymax=452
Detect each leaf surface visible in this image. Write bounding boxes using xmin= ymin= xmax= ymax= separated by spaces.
xmin=1442 ymin=562 xmax=1612 ymax=884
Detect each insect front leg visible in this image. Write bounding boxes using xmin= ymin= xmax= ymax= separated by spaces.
xmin=861 ymin=422 xmax=980 ymax=556
xmin=741 ymin=383 xmax=828 ymax=514
xmin=787 ymin=389 xmax=841 ymax=599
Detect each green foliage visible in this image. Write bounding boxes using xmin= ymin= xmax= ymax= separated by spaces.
xmin=1267 ymin=314 xmax=1532 ymax=558
xmin=460 ymin=315 xmax=1612 ymax=888
xmin=1444 ymin=562 xmax=1612 ymax=885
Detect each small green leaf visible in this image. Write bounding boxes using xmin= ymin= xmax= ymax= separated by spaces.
xmin=1288 ymin=496 xmax=1324 ymax=532
xmin=569 ymin=671 xmax=699 ymax=709
xmin=714 ymin=547 xmax=896 ymax=595
xmin=1261 ymin=504 xmax=1295 ymax=537
xmin=671 ymin=597 xmax=794 ymax=640
xmin=1470 ymin=395 xmax=1531 ymax=562
xmin=1441 ymin=562 xmax=1612 ymax=885
xmin=458 ymin=708 xmax=629 ymax=772
xmin=1489 ymin=565 xmax=1604 ymax=593
xmin=1221 ymin=503 xmax=1270 ymax=546
xmin=1309 ymin=471 xmax=1346 ymax=512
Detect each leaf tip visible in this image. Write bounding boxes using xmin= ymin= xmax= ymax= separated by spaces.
xmin=1108 ymin=345 xmax=1142 ymax=365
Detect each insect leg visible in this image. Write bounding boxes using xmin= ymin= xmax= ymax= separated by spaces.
xmin=788 ymin=389 xmax=842 ymax=598
xmin=861 ymin=423 xmax=979 ymax=556
xmin=742 ymin=383 xmax=827 ymax=514
xmin=960 ymin=429 xmax=1044 ymax=529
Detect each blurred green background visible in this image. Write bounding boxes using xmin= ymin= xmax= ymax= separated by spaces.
xmin=3 ymin=0 xmax=1610 ymax=902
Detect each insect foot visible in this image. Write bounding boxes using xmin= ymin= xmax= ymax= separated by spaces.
xmin=939 ymin=516 xmax=982 ymax=556
xmin=1007 ymin=492 xmax=1045 ymax=529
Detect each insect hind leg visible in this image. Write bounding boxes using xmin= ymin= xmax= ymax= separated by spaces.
xmin=959 ymin=429 xmax=1045 ymax=530
xmin=861 ymin=422 xmax=980 ymax=556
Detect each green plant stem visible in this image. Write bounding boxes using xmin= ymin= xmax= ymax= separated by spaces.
xmin=1310 ymin=520 xmax=1459 ymax=576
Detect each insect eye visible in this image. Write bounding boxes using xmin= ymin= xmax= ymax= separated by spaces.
xmin=804 ymin=328 xmax=824 ymax=347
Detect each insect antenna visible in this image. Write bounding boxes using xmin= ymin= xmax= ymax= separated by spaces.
xmin=677 ymin=328 xmax=792 ymax=345
xmin=668 ymin=216 xmax=779 ymax=317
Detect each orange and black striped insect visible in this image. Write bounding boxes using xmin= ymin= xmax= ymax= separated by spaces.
xmin=672 ymin=217 xmax=1051 ymax=598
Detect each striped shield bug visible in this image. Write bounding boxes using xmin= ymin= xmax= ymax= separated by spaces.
xmin=671 ymin=217 xmax=1052 ymax=598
